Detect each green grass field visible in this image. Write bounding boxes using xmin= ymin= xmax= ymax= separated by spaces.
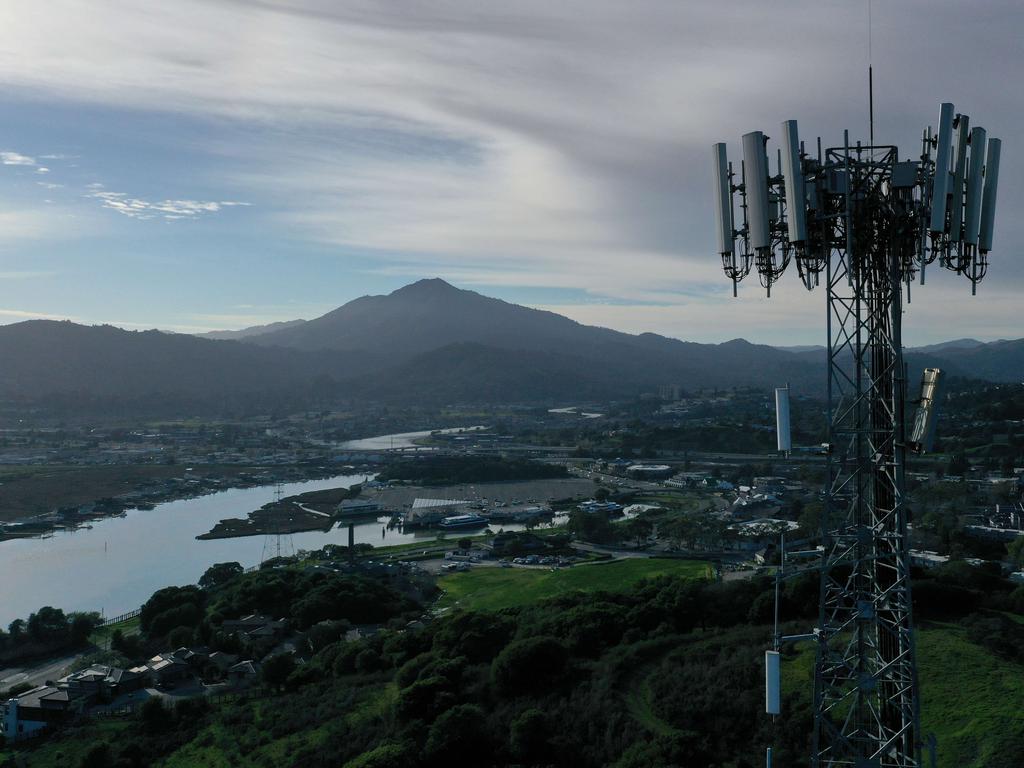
xmin=436 ymin=557 xmax=712 ymax=612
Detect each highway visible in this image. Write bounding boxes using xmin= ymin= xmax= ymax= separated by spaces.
xmin=0 ymin=651 xmax=82 ymax=692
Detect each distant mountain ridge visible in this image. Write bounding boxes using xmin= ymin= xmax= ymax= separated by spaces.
xmin=1 ymin=279 xmax=1021 ymax=415
xmin=199 ymin=319 xmax=307 ymax=341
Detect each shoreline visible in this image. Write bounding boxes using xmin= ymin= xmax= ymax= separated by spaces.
xmin=0 ymin=464 xmax=375 ymax=544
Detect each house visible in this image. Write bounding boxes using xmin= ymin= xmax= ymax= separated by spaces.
xmin=222 ymin=615 xmax=288 ymax=645
xmin=173 ymin=646 xmax=210 ymax=670
xmin=59 ymin=665 xmax=144 ymax=701
xmin=909 ymin=550 xmax=950 ymax=569
xmin=227 ymin=660 xmax=261 ymax=686
xmin=1 ymin=685 xmax=75 ymax=743
xmin=207 ymin=651 xmax=239 ymax=673
xmin=135 ymin=652 xmax=191 ymax=686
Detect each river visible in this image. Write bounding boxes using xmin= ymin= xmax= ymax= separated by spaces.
xmin=339 ymin=425 xmax=488 ymax=450
xmin=0 ymin=469 xmax=550 ymax=627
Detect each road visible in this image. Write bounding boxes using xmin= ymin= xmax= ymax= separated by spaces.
xmin=0 ymin=651 xmax=82 ymax=692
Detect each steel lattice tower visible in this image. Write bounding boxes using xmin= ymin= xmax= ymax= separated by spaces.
xmin=711 ymin=104 xmax=1001 ymax=767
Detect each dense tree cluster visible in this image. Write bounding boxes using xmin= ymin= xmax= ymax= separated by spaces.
xmin=6 ymin=557 xmax=1024 ymax=768
xmin=0 ymin=607 xmax=101 ymax=666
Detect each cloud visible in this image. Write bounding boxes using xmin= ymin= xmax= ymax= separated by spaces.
xmin=86 ymin=188 xmax=251 ymax=221
xmin=535 ymin=275 xmax=1024 ymax=347
xmin=0 ymin=2 xmax=1020 ymax=338
xmin=0 ymin=203 xmax=104 ymax=243
xmin=35 ymin=167 xmax=50 ymax=174
xmin=0 ymin=307 xmax=70 ymax=321
xmin=1 ymin=151 xmax=36 ymax=166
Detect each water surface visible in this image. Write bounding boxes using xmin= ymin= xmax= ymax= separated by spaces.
xmin=0 ymin=471 xmax=544 ymax=626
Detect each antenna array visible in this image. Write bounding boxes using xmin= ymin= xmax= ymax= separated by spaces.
xmin=711 ymin=103 xmax=1002 ymax=768
xmin=713 ymin=103 xmax=1001 ymax=296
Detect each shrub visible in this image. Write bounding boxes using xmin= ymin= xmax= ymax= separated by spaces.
xmin=342 ymin=742 xmax=414 ymax=768
xmin=510 ymin=708 xmax=548 ymax=760
xmin=492 ymin=636 xmax=569 ymax=695
xmin=396 ymin=675 xmax=456 ymax=722
xmin=424 ymin=704 xmax=490 ymax=763
xmin=79 ymin=742 xmax=111 ymax=768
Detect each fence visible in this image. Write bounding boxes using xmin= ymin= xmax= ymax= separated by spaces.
xmin=100 ymin=608 xmax=141 ymax=627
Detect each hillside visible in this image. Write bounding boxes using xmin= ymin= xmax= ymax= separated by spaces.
xmin=1 ymin=280 xmax=1021 ymax=414
xmin=241 ymin=279 xmax=820 ymax=386
xmin=0 ymin=321 xmax=363 ymax=415
xmin=199 ymin=319 xmax=307 ymax=341
xmin=4 ymin=560 xmax=1021 ymax=768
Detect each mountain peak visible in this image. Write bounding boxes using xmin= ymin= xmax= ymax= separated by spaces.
xmin=390 ymin=277 xmax=461 ymax=298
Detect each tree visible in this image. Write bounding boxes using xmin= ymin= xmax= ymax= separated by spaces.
xmin=396 ymin=675 xmax=455 ymax=722
xmin=425 ymin=704 xmax=491 ymax=761
xmin=7 ymin=619 xmax=25 ymax=642
xmin=261 ymin=653 xmax=295 ymax=691
xmin=167 ymin=625 xmax=194 ymax=649
xmin=27 ymin=606 xmax=69 ymax=642
xmin=492 ymin=636 xmax=568 ymax=694
xmin=342 ymin=743 xmax=414 ymax=768
xmin=139 ymin=697 xmax=167 ymax=733
xmin=798 ymin=501 xmax=823 ymax=536
xmin=457 ymin=538 xmax=473 ymax=551
xmin=69 ymin=613 xmax=100 ymax=646
xmin=594 ymin=486 xmax=610 ymax=502
xmin=140 ymin=586 xmax=206 ymax=637
xmin=625 ymin=517 xmax=654 ymax=548
xmin=948 ymin=453 xmax=970 ymax=476
xmin=565 ymin=510 xmax=618 ymax=545
xmin=1007 ymin=536 xmax=1024 ymax=569
xmin=199 ymin=562 xmax=244 ymax=591
xmin=510 ymin=708 xmax=548 ymax=761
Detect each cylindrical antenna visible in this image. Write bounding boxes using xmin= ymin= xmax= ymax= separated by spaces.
xmin=743 ymin=131 xmax=771 ymax=250
xmin=775 ymin=386 xmax=792 ymax=453
xmin=929 ymin=103 xmax=955 ymax=234
xmin=949 ymin=115 xmax=970 ymax=242
xmin=712 ymin=143 xmax=734 ymax=256
xmin=979 ymin=137 xmax=1001 ymax=252
xmin=963 ymin=126 xmax=987 ymax=245
xmin=780 ymin=120 xmax=807 ymax=243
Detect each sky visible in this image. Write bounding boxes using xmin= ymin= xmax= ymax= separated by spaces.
xmin=0 ymin=0 xmax=1020 ymax=345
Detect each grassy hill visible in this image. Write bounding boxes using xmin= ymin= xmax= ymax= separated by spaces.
xmin=437 ymin=558 xmax=712 ymax=612
xmin=4 ymin=563 xmax=1022 ymax=768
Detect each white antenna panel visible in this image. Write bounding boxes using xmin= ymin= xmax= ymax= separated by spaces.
xmin=775 ymin=386 xmax=792 ymax=453
xmin=979 ymin=137 xmax=1001 ymax=252
xmin=963 ymin=126 xmax=987 ymax=245
xmin=765 ymin=650 xmax=781 ymax=715
xmin=712 ymin=143 xmax=734 ymax=256
xmin=949 ymin=115 xmax=970 ymax=242
xmin=742 ymin=131 xmax=771 ymax=249
xmin=929 ymin=103 xmax=955 ymax=234
xmin=780 ymin=120 xmax=807 ymax=243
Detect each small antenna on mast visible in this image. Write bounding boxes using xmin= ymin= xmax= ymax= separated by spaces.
xmin=868 ymin=0 xmax=874 ymax=144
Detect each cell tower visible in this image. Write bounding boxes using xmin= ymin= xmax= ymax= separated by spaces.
xmin=711 ymin=103 xmax=1001 ymax=767
xmin=261 ymin=483 xmax=295 ymax=563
